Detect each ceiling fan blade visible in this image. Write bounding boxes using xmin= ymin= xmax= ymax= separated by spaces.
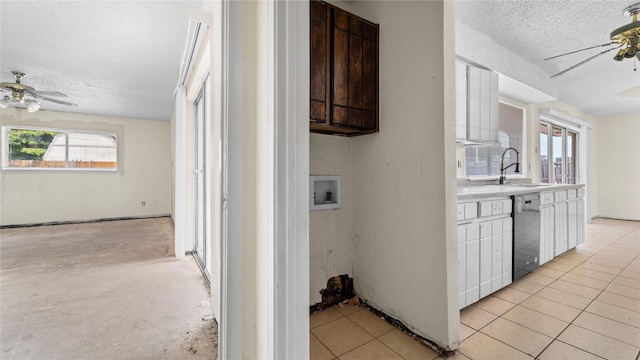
xmin=551 ymin=46 xmax=621 ymax=78
xmin=544 ymin=42 xmax=616 ymax=61
xmin=34 ymin=90 xmax=68 ymax=98
xmin=38 ymin=95 xmax=77 ymax=106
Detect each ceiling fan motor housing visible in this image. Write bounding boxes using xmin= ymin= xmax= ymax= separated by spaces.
xmin=610 ymin=3 xmax=640 ymax=60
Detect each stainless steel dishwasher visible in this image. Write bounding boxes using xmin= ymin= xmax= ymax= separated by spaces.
xmin=513 ymin=193 xmax=541 ymax=280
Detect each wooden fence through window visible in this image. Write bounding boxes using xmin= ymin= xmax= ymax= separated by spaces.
xmin=8 ymin=160 xmax=117 ymax=169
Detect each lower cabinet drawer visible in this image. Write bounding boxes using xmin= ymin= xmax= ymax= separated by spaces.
xmin=478 ymin=199 xmax=512 ymax=217
xmin=554 ymin=190 xmax=567 ymax=202
xmin=540 ymin=192 xmax=554 ymax=205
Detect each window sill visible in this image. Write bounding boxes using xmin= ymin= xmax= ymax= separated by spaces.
xmin=1 ymin=167 xmax=118 ymax=173
xmin=457 ymin=176 xmax=532 ymax=186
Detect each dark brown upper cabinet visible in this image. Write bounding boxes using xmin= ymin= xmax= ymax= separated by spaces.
xmin=310 ymin=1 xmax=379 ymax=136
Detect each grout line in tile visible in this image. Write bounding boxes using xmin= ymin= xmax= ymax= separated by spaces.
xmin=335 ymin=338 xmax=377 ymax=359
xmin=312 ymin=331 xmax=340 ymax=359
xmin=462 ymin=327 xmax=538 ymax=360
xmin=530 ymin=221 xmax=640 ymax=359
xmin=569 ymin=315 xmax=640 ymax=349
xmin=536 ymin=339 xmax=608 ymax=360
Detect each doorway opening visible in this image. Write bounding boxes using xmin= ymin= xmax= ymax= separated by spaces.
xmin=193 ymin=79 xmax=211 ymax=279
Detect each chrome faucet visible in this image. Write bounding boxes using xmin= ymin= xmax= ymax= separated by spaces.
xmin=499 ymin=147 xmax=520 ymax=185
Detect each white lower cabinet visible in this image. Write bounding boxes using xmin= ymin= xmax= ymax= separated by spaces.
xmin=458 ymin=222 xmax=481 ymax=308
xmin=458 ymin=186 xmax=586 ymax=309
xmin=465 ymin=224 xmax=481 ymax=306
xmin=553 ymin=188 xmax=585 ymax=255
xmin=502 ymin=217 xmax=513 ymax=287
xmin=479 ymin=221 xmax=492 ymax=298
xmin=539 ymin=191 xmax=555 ymax=265
xmin=554 ymin=191 xmax=568 ymax=256
xmin=458 ymin=225 xmax=467 ymax=307
xmin=567 ymin=199 xmax=578 ymax=249
xmin=491 ymin=219 xmax=503 ymax=292
xmin=577 ymin=198 xmax=585 ymax=246
xmin=539 ymin=205 xmax=555 ymax=265
xmin=458 ymin=197 xmax=512 ymax=309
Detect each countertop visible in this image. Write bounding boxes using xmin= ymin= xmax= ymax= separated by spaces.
xmin=457 ymin=183 xmax=585 ymax=201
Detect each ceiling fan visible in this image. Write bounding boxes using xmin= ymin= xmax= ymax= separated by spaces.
xmin=545 ymin=2 xmax=640 ymax=78
xmin=0 ymin=71 xmax=76 ymax=112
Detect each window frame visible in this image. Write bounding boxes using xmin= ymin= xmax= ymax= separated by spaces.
xmin=463 ymin=99 xmax=528 ymax=179
xmin=539 ymin=120 xmax=579 ymax=185
xmin=1 ymin=125 xmax=118 ymax=172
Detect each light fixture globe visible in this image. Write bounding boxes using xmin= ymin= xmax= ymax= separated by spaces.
xmin=26 ymin=100 xmax=40 ymax=113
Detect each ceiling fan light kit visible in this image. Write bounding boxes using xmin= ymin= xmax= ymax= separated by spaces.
xmin=26 ymin=100 xmax=40 ymax=113
xmin=547 ymin=2 xmax=640 ymax=77
xmin=0 ymin=71 xmax=76 ymax=112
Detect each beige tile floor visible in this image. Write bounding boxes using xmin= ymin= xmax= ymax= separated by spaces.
xmin=310 ymin=218 xmax=640 ymax=360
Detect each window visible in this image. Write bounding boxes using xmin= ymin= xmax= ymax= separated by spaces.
xmin=465 ymin=101 xmax=525 ymax=177
xmin=540 ymin=121 xmax=577 ymax=184
xmin=2 ymin=126 xmax=117 ymax=170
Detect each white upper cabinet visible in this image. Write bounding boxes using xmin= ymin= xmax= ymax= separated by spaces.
xmin=456 ymin=60 xmax=499 ymax=144
xmin=456 ymin=60 xmax=468 ymax=140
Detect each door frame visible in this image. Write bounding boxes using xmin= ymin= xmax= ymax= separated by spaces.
xmin=193 ymin=82 xmax=210 ymax=275
xmin=216 ymin=1 xmax=310 ymax=358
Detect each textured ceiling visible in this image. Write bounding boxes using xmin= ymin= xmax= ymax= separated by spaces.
xmin=456 ymin=0 xmax=640 ymax=117
xmin=2 ymin=1 xmax=638 ymax=120
xmin=0 ymin=1 xmax=205 ymax=121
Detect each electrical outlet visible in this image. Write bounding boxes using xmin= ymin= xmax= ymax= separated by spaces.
xmin=457 ymin=160 xmax=462 ymax=169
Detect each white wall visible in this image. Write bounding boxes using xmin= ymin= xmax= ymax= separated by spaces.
xmin=348 ymin=1 xmax=458 ymax=350
xmin=1 ymin=108 xmax=171 ymax=226
xmin=309 ymin=134 xmax=354 ymax=305
xmin=595 ymin=112 xmax=640 ymax=220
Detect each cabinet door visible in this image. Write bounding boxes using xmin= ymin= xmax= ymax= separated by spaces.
xmin=577 ymin=199 xmax=585 ymax=246
xmin=466 ymin=237 xmax=480 ymax=305
xmin=491 ymin=218 xmax=503 ymax=292
xmin=331 ymin=8 xmax=378 ymax=131
xmin=468 ymin=65 xmax=498 ymax=142
xmin=310 ymin=1 xmax=328 ymax=124
xmin=488 ymin=71 xmax=499 ymax=142
xmin=479 ymin=69 xmax=492 ymax=141
xmin=458 ymin=225 xmax=467 ymax=309
xmin=456 ymin=61 xmax=468 ymax=140
xmin=502 ymin=230 xmax=513 ymax=287
xmin=567 ymin=200 xmax=578 ymax=249
xmin=478 ymin=222 xmax=492 ymax=299
xmin=540 ymin=206 xmax=555 ymax=265
xmin=467 ymin=66 xmax=481 ymax=141
xmin=554 ymin=202 xmax=568 ymax=256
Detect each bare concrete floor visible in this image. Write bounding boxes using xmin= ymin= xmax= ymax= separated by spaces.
xmin=1 ymin=217 xmax=217 ymax=360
